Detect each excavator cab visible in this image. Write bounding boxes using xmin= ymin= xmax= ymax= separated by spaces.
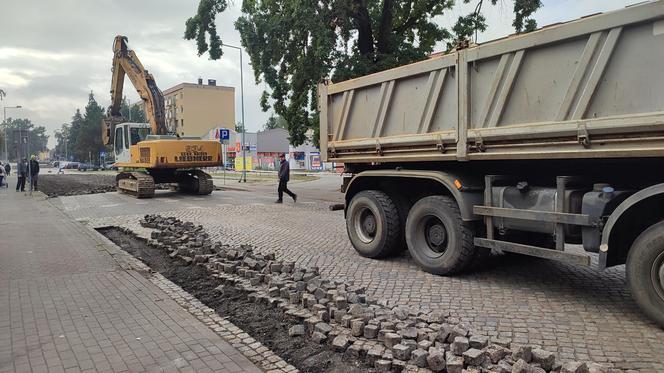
xmin=113 ymin=123 xmax=151 ymax=164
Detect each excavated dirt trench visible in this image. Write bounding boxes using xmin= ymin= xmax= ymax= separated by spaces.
xmin=99 ymin=227 xmax=375 ymax=373
xmin=40 ymin=174 xmax=117 ymax=197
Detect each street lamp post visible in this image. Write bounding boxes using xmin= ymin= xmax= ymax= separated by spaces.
xmin=221 ymin=43 xmax=247 ymax=183
xmin=3 ymin=105 xmax=23 ymax=162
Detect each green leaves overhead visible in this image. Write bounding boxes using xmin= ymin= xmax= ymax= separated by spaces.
xmin=514 ymin=0 xmax=542 ymax=33
xmin=186 ymin=0 xmax=541 ymax=146
xmin=450 ymin=0 xmax=541 ymax=49
xmin=185 ymin=0 xmax=229 ymax=59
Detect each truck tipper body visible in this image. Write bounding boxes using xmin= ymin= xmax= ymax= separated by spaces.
xmin=318 ymin=0 xmax=664 ymax=327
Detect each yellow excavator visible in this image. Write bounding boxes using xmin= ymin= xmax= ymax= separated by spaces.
xmin=101 ymin=35 xmax=222 ymax=198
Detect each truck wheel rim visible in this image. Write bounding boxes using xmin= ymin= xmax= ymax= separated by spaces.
xmin=654 ymin=251 xmax=664 ymax=301
xmin=423 ymin=216 xmax=448 ymax=255
xmin=355 ymin=207 xmax=377 ymax=244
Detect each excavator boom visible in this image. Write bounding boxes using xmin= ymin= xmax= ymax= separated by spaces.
xmin=102 ymin=36 xmax=167 ymax=145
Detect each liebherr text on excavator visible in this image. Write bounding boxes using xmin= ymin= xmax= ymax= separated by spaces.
xmin=101 ymin=35 xmax=222 ymax=198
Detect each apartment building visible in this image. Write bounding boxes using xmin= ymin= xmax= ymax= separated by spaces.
xmin=163 ymin=79 xmax=235 ymax=137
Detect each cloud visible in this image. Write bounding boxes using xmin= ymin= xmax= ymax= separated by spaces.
xmin=0 ymin=0 xmax=636 ymax=149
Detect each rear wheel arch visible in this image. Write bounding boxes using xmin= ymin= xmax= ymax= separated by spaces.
xmin=601 ymin=184 xmax=664 ymax=268
xmin=344 ymin=170 xmax=484 ymax=222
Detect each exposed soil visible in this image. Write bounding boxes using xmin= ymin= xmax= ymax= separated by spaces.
xmin=40 ymin=174 xmax=184 ymax=197
xmin=99 ymin=227 xmax=375 ymax=373
xmin=40 ymin=174 xmax=117 ymax=197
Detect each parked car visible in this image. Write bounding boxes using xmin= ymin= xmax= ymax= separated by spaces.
xmin=102 ymin=161 xmax=117 ymax=171
xmin=63 ymin=162 xmax=79 ymax=169
xmin=77 ymin=163 xmax=99 ymax=171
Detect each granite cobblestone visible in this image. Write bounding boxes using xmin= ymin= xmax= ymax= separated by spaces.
xmin=84 ymin=201 xmax=664 ymax=372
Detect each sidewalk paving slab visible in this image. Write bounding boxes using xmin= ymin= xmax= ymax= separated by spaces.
xmin=0 ymin=176 xmax=263 ymax=373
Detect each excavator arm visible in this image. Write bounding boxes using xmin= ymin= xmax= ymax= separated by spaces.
xmin=102 ymin=35 xmax=168 ymax=145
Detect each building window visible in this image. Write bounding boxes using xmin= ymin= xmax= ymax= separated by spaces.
xmin=180 ymin=93 xmax=183 ymax=99
xmin=180 ymin=106 xmax=184 ymax=113
xmin=181 ymin=119 xmax=184 ymax=127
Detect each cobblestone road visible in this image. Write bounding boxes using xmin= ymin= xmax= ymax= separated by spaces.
xmin=58 ymin=187 xmax=664 ymax=372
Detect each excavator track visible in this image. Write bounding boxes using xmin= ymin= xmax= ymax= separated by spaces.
xmin=116 ymin=172 xmax=155 ymax=198
xmin=175 ymin=170 xmax=214 ymax=195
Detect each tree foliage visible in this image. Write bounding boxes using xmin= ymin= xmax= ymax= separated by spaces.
xmin=119 ymin=97 xmax=146 ymax=123
xmin=184 ymin=0 xmax=228 ymax=59
xmin=1 ymin=118 xmax=49 ymax=162
xmin=54 ymin=123 xmax=70 ymax=159
xmin=235 ymin=121 xmax=245 ymax=133
xmin=451 ymin=0 xmax=541 ymax=48
xmin=186 ymin=0 xmax=541 ymax=146
xmin=53 ymin=92 xmax=110 ymax=163
xmin=263 ymin=115 xmax=288 ymax=131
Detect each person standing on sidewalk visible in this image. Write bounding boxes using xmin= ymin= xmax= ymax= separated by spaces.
xmin=16 ymin=158 xmax=27 ymax=192
xmin=275 ymin=153 xmax=297 ymax=203
xmin=29 ymin=155 xmax=40 ymax=191
xmin=4 ymin=162 xmax=10 ymax=176
xmin=0 ymin=162 xmax=5 ymax=188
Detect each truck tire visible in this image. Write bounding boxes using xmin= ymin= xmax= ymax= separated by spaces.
xmin=385 ymin=190 xmax=411 ymax=253
xmin=405 ymin=195 xmax=475 ymax=275
xmin=346 ymin=190 xmax=401 ymax=258
xmin=626 ymin=220 xmax=664 ymax=327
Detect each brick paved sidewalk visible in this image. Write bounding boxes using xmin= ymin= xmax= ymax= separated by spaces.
xmin=0 ymin=179 xmax=262 ymax=373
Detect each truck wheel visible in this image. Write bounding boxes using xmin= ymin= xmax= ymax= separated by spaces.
xmin=626 ymin=220 xmax=664 ymax=327
xmin=346 ymin=190 xmax=401 ymax=258
xmin=405 ymin=195 xmax=475 ymax=275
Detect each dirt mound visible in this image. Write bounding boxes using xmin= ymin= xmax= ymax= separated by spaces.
xmin=40 ymin=174 xmax=117 ymax=197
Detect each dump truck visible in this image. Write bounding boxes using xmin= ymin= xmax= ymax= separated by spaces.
xmin=318 ymin=0 xmax=664 ymax=327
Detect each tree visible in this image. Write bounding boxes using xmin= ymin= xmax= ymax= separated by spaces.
xmin=54 ymin=123 xmax=70 ymax=160
xmin=263 ymin=115 xmax=288 ymax=131
xmin=2 ymin=118 xmax=49 ymax=162
xmin=186 ymin=0 xmax=541 ymax=146
xmin=66 ymin=109 xmax=84 ymax=161
xmin=120 ymin=97 xmax=147 ymax=123
xmin=235 ymin=121 xmax=245 ymax=133
xmin=450 ymin=0 xmax=541 ymax=49
xmin=65 ymin=92 xmax=107 ymax=163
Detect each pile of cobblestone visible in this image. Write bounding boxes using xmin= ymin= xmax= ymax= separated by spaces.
xmin=139 ymin=214 xmax=611 ymax=373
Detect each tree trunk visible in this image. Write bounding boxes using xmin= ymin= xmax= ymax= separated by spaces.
xmin=353 ymin=0 xmax=374 ymax=56
xmin=376 ymin=0 xmax=394 ymax=54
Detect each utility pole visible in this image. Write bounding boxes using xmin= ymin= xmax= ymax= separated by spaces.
xmin=221 ymin=43 xmax=247 ymax=183
xmin=64 ymin=127 xmax=68 ymax=160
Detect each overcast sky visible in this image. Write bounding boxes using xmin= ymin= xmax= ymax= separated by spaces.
xmin=0 ymin=0 xmax=636 ymax=148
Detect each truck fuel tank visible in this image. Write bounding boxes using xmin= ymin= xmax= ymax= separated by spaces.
xmin=491 ymin=183 xmax=586 ymax=240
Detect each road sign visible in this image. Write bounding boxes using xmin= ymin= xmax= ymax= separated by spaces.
xmin=219 ymin=128 xmax=230 ymax=140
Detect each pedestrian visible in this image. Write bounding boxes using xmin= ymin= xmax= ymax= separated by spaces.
xmin=4 ymin=162 xmax=10 ymax=176
xmin=0 ymin=162 xmax=5 ymax=188
xmin=275 ymin=153 xmax=297 ymax=203
xmin=16 ymin=158 xmax=27 ymax=192
xmin=29 ymin=155 xmax=40 ymax=192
